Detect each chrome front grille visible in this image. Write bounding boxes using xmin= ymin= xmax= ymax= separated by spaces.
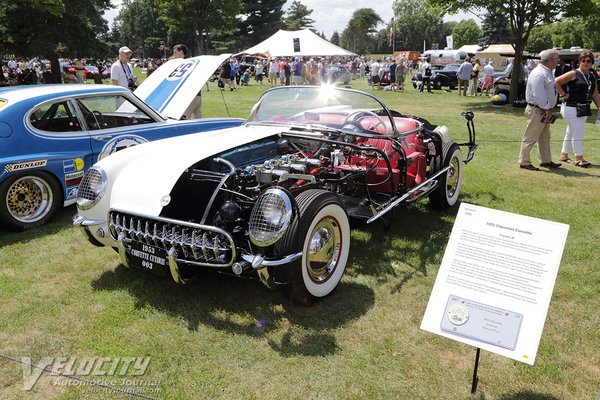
xmin=108 ymin=210 xmax=236 ymax=267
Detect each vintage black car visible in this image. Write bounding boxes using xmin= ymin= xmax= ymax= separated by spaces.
xmin=412 ymin=64 xmax=460 ymax=90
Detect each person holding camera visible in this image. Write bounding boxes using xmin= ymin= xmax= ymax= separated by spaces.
xmin=111 ymin=46 xmax=137 ymax=90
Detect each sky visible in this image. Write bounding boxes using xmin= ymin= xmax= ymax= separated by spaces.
xmin=103 ymin=0 xmax=473 ymax=43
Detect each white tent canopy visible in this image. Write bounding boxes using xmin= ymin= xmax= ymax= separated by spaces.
xmin=239 ymin=29 xmax=356 ymax=58
xmin=456 ymin=45 xmax=481 ymax=55
xmin=476 ymin=44 xmax=516 ymax=71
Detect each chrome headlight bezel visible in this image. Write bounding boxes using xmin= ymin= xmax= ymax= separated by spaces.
xmin=248 ymin=188 xmax=293 ymax=247
xmin=76 ymin=167 xmax=107 ymax=210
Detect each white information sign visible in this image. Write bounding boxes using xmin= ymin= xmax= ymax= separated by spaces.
xmin=421 ymin=203 xmax=569 ymax=365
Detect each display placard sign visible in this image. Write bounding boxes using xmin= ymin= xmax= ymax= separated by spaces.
xmin=421 ymin=203 xmax=569 ymax=365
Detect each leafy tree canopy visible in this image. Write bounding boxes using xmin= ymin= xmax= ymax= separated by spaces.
xmin=340 ymin=8 xmax=382 ymax=54
xmin=451 ymin=19 xmax=481 ymax=48
xmin=393 ymin=0 xmax=447 ymax=51
xmin=284 ymin=1 xmax=315 ymax=30
xmin=479 ymin=7 xmax=512 ymax=48
xmin=0 ymin=0 xmax=110 ymax=57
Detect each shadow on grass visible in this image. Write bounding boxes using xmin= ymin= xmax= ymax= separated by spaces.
xmin=499 ymin=391 xmax=561 ymax=400
xmin=347 ymin=203 xmax=457 ymax=293
xmin=91 ymin=265 xmax=374 ymax=357
xmin=0 ymin=205 xmax=75 ymax=247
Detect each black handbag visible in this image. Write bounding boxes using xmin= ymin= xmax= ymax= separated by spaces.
xmin=576 ymin=103 xmax=591 ymax=117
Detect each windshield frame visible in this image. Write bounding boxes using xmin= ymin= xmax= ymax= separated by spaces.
xmin=246 ymin=85 xmax=398 ymax=135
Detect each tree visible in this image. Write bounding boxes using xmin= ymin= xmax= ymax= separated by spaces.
xmin=330 ymin=31 xmax=340 ymax=46
xmin=340 ymin=8 xmax=381 ymax=54
xmin=524 ymin=24 xmax=554 ymax=53
xmin=451 ymin=19 xmax=481 ymax=48
xmin=234 ymin=0 xmax=285 ymax=50
xmin=393 ymin=0 xmax=446 ymax=51
xmin=158 ymin=0 xmax=242 ymax=55
xmin=284 ymin=1 xmax=315 ymax=30
xmin=0 ymin=0 xmax=111 ymax=82
xmin=479 ymin=8 xmax=512 ymax=48
xmin=118 ymin=0 xmax=168 ymax=59
xmin=427 ymin=0 xmax=591 ymax=102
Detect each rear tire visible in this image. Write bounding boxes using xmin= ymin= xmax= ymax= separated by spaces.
xmin=429 ymin=144 xmax=462 ymax=210
xmin=0 ymin=171 xmax=62 ymax=231
xmin=271 ymin=189 xmax=350 ymax=306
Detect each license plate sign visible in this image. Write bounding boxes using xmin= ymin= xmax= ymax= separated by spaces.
xmin=128 ymin=241 xmax=168 ymax=276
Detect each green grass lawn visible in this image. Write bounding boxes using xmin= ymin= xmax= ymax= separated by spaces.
xmin=1 ymin=77 xmax=599 ymax=399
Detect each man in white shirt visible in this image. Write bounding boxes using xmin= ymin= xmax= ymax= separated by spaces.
xmin=111 ymin=46 xmax=137 ymax=89
xmin=456 ymin=57 xmax=473 ymax=96
xmin=370 ymin=59 xmax=381 ymax=86
xmin=420 ymin=57 xmax=432 ymax=93
xmin=518 ymin=49 xmax=562 ymax=171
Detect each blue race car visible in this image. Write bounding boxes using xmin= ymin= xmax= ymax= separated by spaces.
xmin=0 ymin=55 xmax=244 ymax=231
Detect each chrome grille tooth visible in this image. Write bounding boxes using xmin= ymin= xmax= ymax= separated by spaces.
xmin=191 ymin=230 xmax=198 ymax=259
xmin=201 ymin=233 xmax=208 ymax=261
xmin=180 ymin=228 xmax=189 ymax=258
xmin=136 ymin=219 xmax=142 ymax=242
xmin=144 ymin=221 xmax=151 ymax=243
xmin=212 ymin=236 xmax=219 ymax=261
xmin=153 ymin=223 xmax=159 ymax=247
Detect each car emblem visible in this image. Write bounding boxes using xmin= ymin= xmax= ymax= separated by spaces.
xmin=160 ymin=195 xmax=171 ymax=207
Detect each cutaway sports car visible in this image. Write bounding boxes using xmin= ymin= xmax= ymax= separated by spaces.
xmin=74 ymin=86 xmax=477 ymax=305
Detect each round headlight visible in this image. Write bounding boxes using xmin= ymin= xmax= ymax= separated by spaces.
xmin=249 ymin=188 xmax=293 ymax=247
xmin=76 ymin=167 xmax=107 ymax=210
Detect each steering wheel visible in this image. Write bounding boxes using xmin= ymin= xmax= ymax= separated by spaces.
xmin=86 ymin=110 xmax=105 ymax=129
xmin=342 ymin=110 xmax=388 ymax=134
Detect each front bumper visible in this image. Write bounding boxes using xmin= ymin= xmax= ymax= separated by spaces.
xmin=73 ymin=212 xmax=301 ymax=285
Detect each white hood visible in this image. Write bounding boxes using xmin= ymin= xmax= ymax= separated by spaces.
xmin=96 ymin=124 xmax=282 ymax=217
xmin=134 ymin=54 xmax=230 ymax=120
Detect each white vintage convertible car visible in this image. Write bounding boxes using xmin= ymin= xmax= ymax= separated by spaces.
xmin=74 ymin=86 xmax=477 ymax=305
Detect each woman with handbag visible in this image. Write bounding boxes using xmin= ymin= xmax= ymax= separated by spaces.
xmin=555 ymin=51 xmax=600 ymax=167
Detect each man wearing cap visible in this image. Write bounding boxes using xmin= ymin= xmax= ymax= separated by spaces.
xmin=111 ymin=46 xmax=137 ymax=89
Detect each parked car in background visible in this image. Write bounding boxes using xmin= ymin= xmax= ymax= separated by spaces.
xmin=321 ymin=64 xmax=351 ymax=85
xmin=412 ymin=64 xmax=460 ymax=90
xmin=83 ymin=65 xmax=110 ymax=80
xmin=75 ymin=85 xmax=477 ymax=305
xmin=0 ymin=55 xmax=244 ymax=231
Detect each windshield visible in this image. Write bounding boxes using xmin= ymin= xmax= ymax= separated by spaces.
xmin=248 ymin=86 xmax=395 ymax=135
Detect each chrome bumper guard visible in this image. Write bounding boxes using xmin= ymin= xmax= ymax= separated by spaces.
xmin=73 ymin=215 xmax=106 ymax=247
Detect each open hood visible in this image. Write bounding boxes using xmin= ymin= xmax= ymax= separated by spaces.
xmin=134 ymin=54 xmax=230 ymax=120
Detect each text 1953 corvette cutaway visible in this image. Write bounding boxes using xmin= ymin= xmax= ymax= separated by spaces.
xmin=74 ymin=86 xmax=477 ymax=305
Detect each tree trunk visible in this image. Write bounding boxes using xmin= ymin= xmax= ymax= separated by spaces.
xmin=49 ymin=55 xmax=62 ymax=84
xmin=509 ymin=39 xmax=525 ymax=104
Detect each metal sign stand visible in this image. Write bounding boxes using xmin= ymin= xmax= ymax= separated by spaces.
xmin=471 ymin=347 xmax=481 ymax=394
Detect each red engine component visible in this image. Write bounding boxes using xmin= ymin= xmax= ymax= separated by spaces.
xmin=336 ymin=117 xmax=428 ymax=193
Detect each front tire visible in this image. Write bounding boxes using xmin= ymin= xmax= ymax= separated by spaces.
xmin=272 ymin=189 xmax=350 ymax=305
xmin=0 ymin=171 xmax=62 ymax=231
xmin=429 ymin=144 xmax=463 ymax=210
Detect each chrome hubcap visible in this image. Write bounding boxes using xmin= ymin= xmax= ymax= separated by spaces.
xmin=6 ymin=177 xmax=52 ymax=222
xmin=446 ymin=158 xmax=459 ymax=198
xmin=306 ymin=216 xmax=342 ymax=283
